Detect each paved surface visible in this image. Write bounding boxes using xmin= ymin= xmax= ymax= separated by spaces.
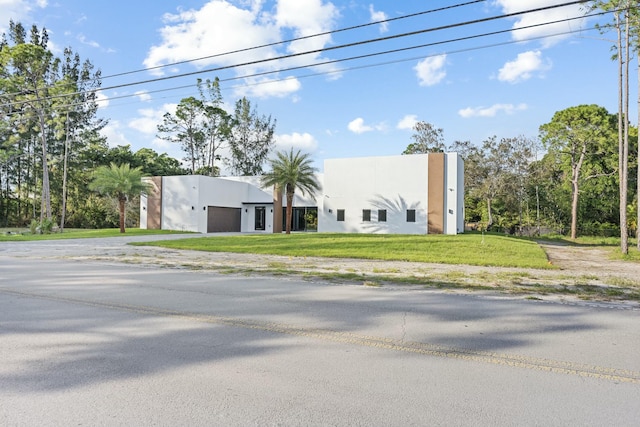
xmin=1 ymin=237 xmax=639 ymax=426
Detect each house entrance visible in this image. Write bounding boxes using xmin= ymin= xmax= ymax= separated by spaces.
xmin=255 ymin=206 xmax=266 ymax=231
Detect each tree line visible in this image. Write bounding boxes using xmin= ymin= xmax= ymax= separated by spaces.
xmin=2 ymin=1 xmax=640 ymax=242
xmin=0 ymin=21 xmax=276 ymax=230
xmin=403 ymin=109 xmax=638 ymax=241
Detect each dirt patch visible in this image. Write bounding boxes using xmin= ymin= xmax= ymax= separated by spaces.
xmin=539 ymin=243 xmax=640 ymax=281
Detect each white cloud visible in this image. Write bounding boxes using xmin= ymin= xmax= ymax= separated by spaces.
xmin=235 ymin=76 xmax=302 ymax=99
xmin=498 ymin=50 xmax=550 ymax=83
xmin=348 ymin=117 xmax=385 ymax=134
xmin=414 ymin=55 xmax=447 ymax=87
xmin=101 ymin=121 xmax=131 ymax=148
xmin=144 ymin=2 xmax=279 ymax=74
xmin=144 ymin=0 xmax=340 ymax=98
xmin=369 ymin=4 xmax=388 ymax=33
xmin=348 ymin=118 xmax=371 ymax=134
xmin=0 ymin=0 xmax=48 ymax=33
xmin=95 ymin=91 xmax=109 ymax=109
xmin=275 ymin=132 xmax=318 ymax=152
xmin=134 ymin=90 xmax=152 ymax=102
xmin=458 ymin=103 xmax=528 ymax=118
xmin=77 ymin=34 xmax=100 ymax=48
xmin=493 ymin=0 xmax=589 ymax=47
xmin=128 ymin=104 xmax=177 ymax=135
xmin=397 ymin=114 xmax=418 ymax=130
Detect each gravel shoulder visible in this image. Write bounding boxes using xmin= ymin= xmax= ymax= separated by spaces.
xmin=2 ymin=235 xmax=639 ymax=308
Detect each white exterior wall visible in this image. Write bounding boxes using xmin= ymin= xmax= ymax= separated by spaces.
xmin=140 ymin=192 xmax=148 ymax=229
xmin=161 ymin=175 xmax=201 ymax=232
xmin=319 ymin=155 xmax=430 ymax=234
xmin=456 ymin=155 xmax=465 ymax=233
xmin=444 ymin=153 xmax=465 ymax=235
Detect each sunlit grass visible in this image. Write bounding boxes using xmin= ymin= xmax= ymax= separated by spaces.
xmin=132 ymin=232 xmax=553 ymax=269
xmin=0 ymin=228 xmax=189 ymax=241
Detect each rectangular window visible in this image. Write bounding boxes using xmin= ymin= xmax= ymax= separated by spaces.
xmin=362 ymin=209 xmax=371 ymax=222
xmin=337 ymin=209 xmax=345 ymax=222
xmin=378 ymin=209 xmax=387 ymax=222
xmin=406 ymin=209 xmax=416 ymax=222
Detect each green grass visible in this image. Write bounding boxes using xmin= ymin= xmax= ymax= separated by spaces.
xmin=132 ymin=232 xmax=553 ymax=269
xmin=0 ymin=228 xmax=189 ymax=241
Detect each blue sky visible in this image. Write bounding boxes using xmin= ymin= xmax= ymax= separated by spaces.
xmin=1 ymin=0 xmax=632 ymax=172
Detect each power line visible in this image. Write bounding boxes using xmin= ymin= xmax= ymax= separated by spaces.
xmin=105 ymin=0 xmax=488 ymax=80
xmin=101 ymin=24 xmax=602 ymax=112
xmin=0 ymin=0 xmax=594 ymax=110
xmin=0 ymin=0 xmax=488 ymax=100
xmin=87 ymin=0 xmax=595 ymax=92
xmin=10 ymin=11 xmax=608 ymax=115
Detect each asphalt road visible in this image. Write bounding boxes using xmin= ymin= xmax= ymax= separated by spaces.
xmin=1 ymin=237 xmax=639 ymax=426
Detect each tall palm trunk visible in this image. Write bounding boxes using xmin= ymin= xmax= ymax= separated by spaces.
xmin=285 ymin=190 xmax=294 ymax=234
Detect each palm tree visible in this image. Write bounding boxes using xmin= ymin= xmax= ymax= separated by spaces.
xmin=261 ymin=149 xmax=320 ymax=234
xmin=89 ymin=163 xmax=151 ymax=233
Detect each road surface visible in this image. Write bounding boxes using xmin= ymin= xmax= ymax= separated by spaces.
xmin=0 ymin=237 xmax=639 ymax=426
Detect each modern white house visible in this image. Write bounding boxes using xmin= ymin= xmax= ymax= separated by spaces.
xmin=140 ymin=153 xmax=464 ymax=235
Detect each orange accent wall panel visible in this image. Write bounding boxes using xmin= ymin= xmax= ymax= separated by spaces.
xmin=428 ymin=153 xmax=445 ymax=234
xmin=147 ymin=177 xmax=162 ymax=229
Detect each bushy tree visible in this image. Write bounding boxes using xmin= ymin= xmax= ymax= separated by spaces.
xmin=157 ymin=97 xmax=206 ymax=174
xmin=402 ymin=121 xmax=446 ymax=154
xmin=227 ymin=97 xmax=276 ymax=176
xmin=197 ymin=77 xmax=230 ymax=177
xmin=539 ymin=105 xmax=617 ymax=239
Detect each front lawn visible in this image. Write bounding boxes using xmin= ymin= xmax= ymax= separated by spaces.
xmin=132 ymin=232 xmax=553 ymax=269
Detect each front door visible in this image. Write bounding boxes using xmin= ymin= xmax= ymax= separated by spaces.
xmin=255 ymin=206 xmax=266 ymax=230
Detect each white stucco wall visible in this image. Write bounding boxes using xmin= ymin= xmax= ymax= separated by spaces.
xmin=160 ymin=175 xmax=201 ymax=232
xmin=141 ymin=156 xmax=462 ymax=235
xmin=456 ymin=154 xmax=465 ymax=234
xmin=445 ymin=153 xmax=465 ymax=235
xmin=319 ymin=155 xmax=430 ymax=234
xmin=139 ymin=193 xmax=148 ymax=229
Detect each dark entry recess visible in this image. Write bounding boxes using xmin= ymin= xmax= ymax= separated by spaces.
xmin=207 ymin=207 xmax=241 ymax=232
xmin=255 ymin=206 xmax=266 ymax=230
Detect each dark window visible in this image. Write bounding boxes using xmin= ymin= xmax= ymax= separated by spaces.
xmin=406 ymin=209 xmax=416 ymax=222
xmin=255 ymin=206 xmax=266 ymax=230
xmin=337 ymin=209 xmax=345 ymax=222
xmin=362 ymin=209 xmax=371 ymax=222
xmin=281 ymin=207 xmax=318 ymax=232
xmin=378 ymin=209 xmax=387 ymax=222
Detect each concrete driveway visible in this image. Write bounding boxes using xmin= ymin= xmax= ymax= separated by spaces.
xmin=0 ymin=237 xmax=639 ymax=426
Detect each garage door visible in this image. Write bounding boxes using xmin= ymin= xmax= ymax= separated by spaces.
xmin=207 ymin=207 xmax=241 ymax=232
